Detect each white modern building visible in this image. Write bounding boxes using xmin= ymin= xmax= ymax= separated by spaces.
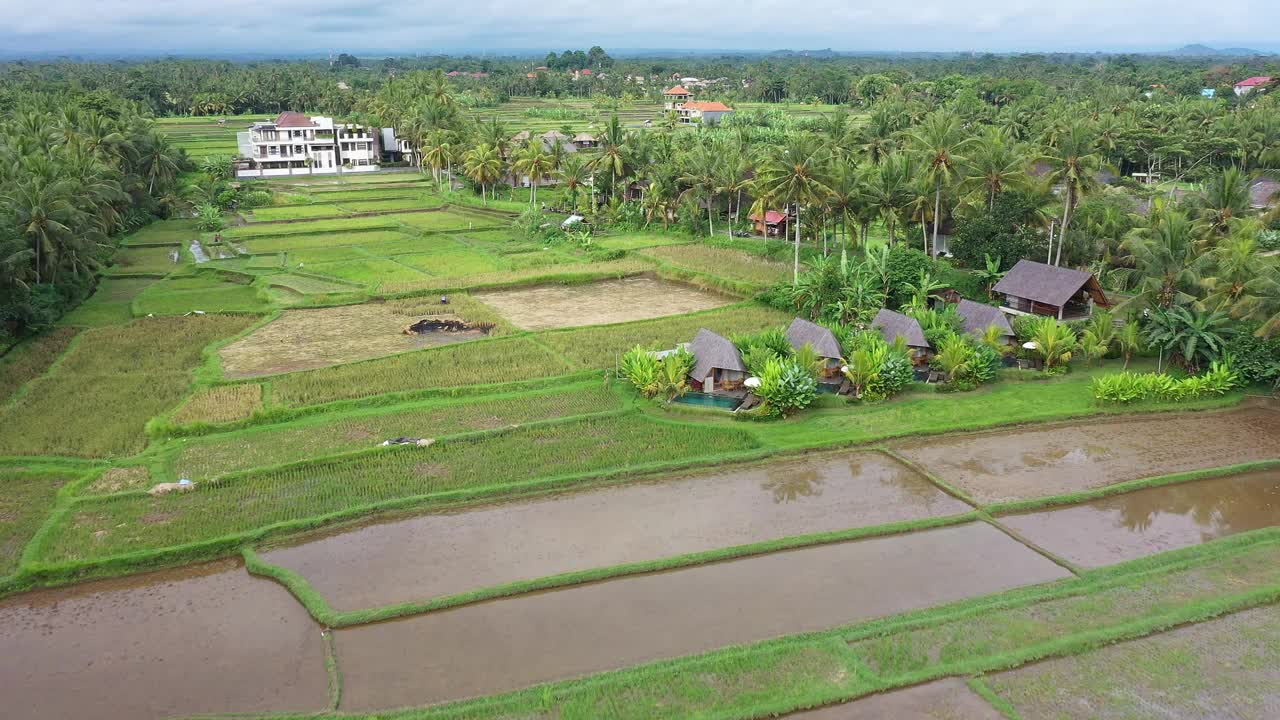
xmin=662 ymin=86 xmax=734 ymax=125
xmin=235 ymin=112 xmax=380 ymax=177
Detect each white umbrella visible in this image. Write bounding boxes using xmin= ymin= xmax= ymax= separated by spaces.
xmin=744 ymin=377 xmax=761 ymax=389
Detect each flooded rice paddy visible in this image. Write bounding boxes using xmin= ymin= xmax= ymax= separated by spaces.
xmin=999 ymin=469 xmax=1280 ymax=567
xmin=473 ymin=276 xmax=735 ymax=330
xmin=262 ymin=451 xmax=971 ymax=610
xmin=0 ymin=560 xmax=327 ymax=720
xmin=334 ymin=522 xmax=1068 ymax=709
xmin=786 ymin=678 xmax=1004 ymax=719
xmin=895 ymin=407 xmax=1280 ymax=503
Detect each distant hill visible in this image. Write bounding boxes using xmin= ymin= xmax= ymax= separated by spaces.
xmin=1167 ymin=44 xmax=1268 ymax=57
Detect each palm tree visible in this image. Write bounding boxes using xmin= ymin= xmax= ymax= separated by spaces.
xmin=1196 ymin=224 xmax=1278 ymax=320
xmin=556 ymin=155 xmax=590 ymax=212
xmin=963 ymin=126 xmax=1029 ymax=210
xmin=137 ymin=133 xmax=181 ymax=195
xmin=909 ymin=111 xmax=973 ymax=257
xmin=860 ymin=152 xmax=911 ymax=246
xmin=1044 ymin=122 xmax=1104 ymax=267
xmin=1119 ymin=205 xmax=1204 ymax=311
xmin=1143 ymin=306 xmax=1235 ymax=373
xmin=589 ymin=115 xmax=630 ymax=201
xmin=1194 ymin=166 xmax=1251 ymax=236
xmin=462 ymin=143 xmax=503 ymax=204
xmin=755 ymin=135 xmax=832 ymax=283
xmin=677 ymin=143 xmax=721 ymax=236
xmin=1117 ymin=318 xmax=1142 ymax=370
xmin=1030 ymin=317 xmax=1077 ymax=371
xmin=512 ymin=145 xmax=554 ymax=207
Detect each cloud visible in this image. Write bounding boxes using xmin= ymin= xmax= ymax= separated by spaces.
xmin=0 ymin=0 xmax=1276 ymax=53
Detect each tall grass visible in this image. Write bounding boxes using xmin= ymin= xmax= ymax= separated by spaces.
xmin=0 ymin=316 xmax=256 ymax=457
xmin=174 ymin=382 xmax=622 ymax=480
xmin=172 ymin=385 xmax=264 ymax=426
xmin=0 ymin=327 xmax=78 ymax=402
xmin=269 ymin=335 xmax=573 ymax=406
xmin=1 ymin=471 xmax=74 ymax=575
xmin=640 ymin=244 xmax=791 ymax=286
xmin=40 ymin=414 xmax=758 ymax=562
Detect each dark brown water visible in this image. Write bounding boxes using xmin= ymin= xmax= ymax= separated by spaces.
xmin=333 ymin=522 xmax=1069 ymax=710
xmin=896 ymin=407 xmax=1280 ymax=503
xmin=0 ymin=560 xmax=329 ymax=720
xmin=998 ymin=470 xmax=1280 ymax=567
xmin=264 ymin=452 xmax=971 ymax=610
xmin=786 ymin=679 xmax=1004 ymax=719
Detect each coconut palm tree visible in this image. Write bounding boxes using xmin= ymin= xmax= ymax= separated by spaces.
xmin=860 ymin=152 xmax=912 ymax=246
xmin=512 ymin=145 xmax=554 ymax=207
xmin=556 ymin=155 xmax=590 ymax=212
xmin=1044 ymin=121 xmax=1104 ymax=267
xmin=1118 ymin=205 xmax=1204 ymax=311
xmin=755 ymin=135 xmax=832 ymax=283
xmin=909 ymin=111 xmax=973 ymax=257
xmin=963 ymin=126 xmax=1030 ymax=210
xmin=462 ymin=143 xmax=503 ymax=204
xmin=1194 ymin=166 xmax=1252 ymax=236
xmin=1196 ymin=224 xmax=1279 ymax=320
xmin=677 ymin=142 xmax=721 ymax=236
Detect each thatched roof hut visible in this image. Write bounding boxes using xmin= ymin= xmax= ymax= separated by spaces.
xmin=955 ymin=299 xmax=1015 ymax=341
xmin=993 ymin=260 xmax=1110 ymax=320
xmin=872 ymin=309 xmax=930 ymax=349
xmin=785 ymin=318 xmax=843 ymax=360
xmin=689 ymin=328 xmax=746 ymax=380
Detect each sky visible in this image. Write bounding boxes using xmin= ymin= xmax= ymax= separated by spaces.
xmin=0 ymin=0 xmax=1277 ymax=56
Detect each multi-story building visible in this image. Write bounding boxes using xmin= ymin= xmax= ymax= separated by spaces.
xmin=662 ymin=86 xmax=734 ymax=125
xmin=235 ymin=112 xmax=380 ymax=177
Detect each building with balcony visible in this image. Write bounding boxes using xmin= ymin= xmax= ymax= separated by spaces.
xmin=662 ymin=86 xmax=734 ymax=125
xmin=992 ymin=260 xmax=1111 ymax=322
xmin=235 ymin=112 xmax=381 ymax=178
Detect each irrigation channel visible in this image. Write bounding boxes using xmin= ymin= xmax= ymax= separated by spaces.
xmin=1 ymin=406 xmax=1279 ymax=717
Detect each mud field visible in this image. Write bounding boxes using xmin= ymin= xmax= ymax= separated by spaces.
xmin=219 ymin=303 xmax=485 ymax=377
xmin=999 ymin=469 xmax=1280 ymax=567
xmin=987 ymin=605 xmax=1280 ymax=719
xmin=334 ymin=522 xmax=1067 ymax=709
xmin=788 ymin=679 xmax=1005 ymax=719
xmin=895 ymin=407 xmax=1280 ymax=503
xmin=0 ymin=560 xmax=327 ymax=720
xmin=263 ymin=451 xmax=971 ymax=610
xmin=473 ymin=277 xmax=735 ymax=330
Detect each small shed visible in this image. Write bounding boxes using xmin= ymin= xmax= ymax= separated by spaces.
xmin=992 ymin=260 xmax=1111 ymax=321
xmin=511 ymin=130 xmax=532 ymax=142
xmin=749 ymin=210 xmax=788 ymax=237
xmin=871 ymin=309 xmax=931 ymax=365
xmin=955 ymin=299 xmax=1015 ymax=344
xmin=688 ymin=328 xmax=747 ymax=393
xmin=785 ymin=318 xmax=843 ymax=377
xmin=573 ymin=133 xmax=597 ymax=149
xmin=541 ymin=130 xmax=569 ymax=142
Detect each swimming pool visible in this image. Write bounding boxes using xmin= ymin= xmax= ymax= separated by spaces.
xmin=672 ymin=392 xmax=743 ymax=410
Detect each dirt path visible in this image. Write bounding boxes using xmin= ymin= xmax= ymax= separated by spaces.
xmin=262 ymin=451 xmax=970 ymax=610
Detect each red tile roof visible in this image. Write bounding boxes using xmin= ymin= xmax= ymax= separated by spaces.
xmin=275 ymin=112 xmax=316 ymax=128
xmin=1236 ymin=76 xmax=1273 ymax=87
xmin=750 ymin=210 xmax=787 ymax=224
xmin=664 ymin=85 xmax=690 ymax=95
xmin=685 ymin=101 xmax=733 ymax=113
xmin=579 ymin=68 xmax=593 ymax=75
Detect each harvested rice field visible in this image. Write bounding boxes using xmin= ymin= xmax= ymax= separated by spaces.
xmin=474 ymin=277 xmax=737 ymax=330
xmin=219 ymin=302 xmax=494 ymax=377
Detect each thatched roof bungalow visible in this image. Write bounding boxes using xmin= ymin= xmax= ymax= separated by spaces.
xmin=688 ymin=328 xmax=747 ymax=392
xmin=872 ymin=309 xmax=931 ymax=365
xmin=993 ymin=260 xmax=1111 ymax=321
xmin=785 ymin=318 xmax=843 ymax=377
xmin=955 ymin=299 xmax=1015 ymax=344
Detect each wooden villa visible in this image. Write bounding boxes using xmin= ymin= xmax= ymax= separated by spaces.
xmin=785 ymin=318 xmax=843 ymax=379
xmin=688 ymin=328 xmax=748 ymax=393
xmin=749 ymin=210 xmax=789 ymax=237
xmin=992 ymin=260 xmax=1111 ymax=322
xmin=955 ymin=299 xmax=1015 ymax=345
xmin=871 ymin=309 xmax=931 ymax=365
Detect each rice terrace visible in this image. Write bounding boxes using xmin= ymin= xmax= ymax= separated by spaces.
xmin=2 ymin=37 xmax=1280 ymax=720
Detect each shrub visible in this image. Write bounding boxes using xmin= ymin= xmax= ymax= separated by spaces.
xmin=756 ymin=356 xmax=817 ymax=417
xmin=1091 ymin=360 xmax=1240 ymax=403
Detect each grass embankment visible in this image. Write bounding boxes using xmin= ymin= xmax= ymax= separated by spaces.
xmin=0 ymin=327 xmax=78 ymax=402
xmin=32 ymin=412 xmax=758 ymax=568
xmin=0 ymin=316 xmax=256 ymax=457
xmin=0 ymin=470 xmax=78 ymax=577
